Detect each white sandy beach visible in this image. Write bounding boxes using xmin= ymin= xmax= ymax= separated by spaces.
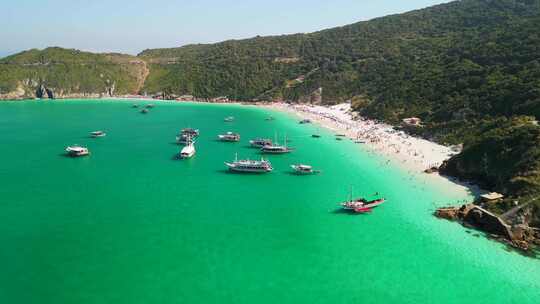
xmin=264 ymin=102 xmax=482 ymax=198
xmin=267 ymin=102 xmax=457 ymax=171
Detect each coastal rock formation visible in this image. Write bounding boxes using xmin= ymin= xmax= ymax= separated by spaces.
xmin=35 ymin=84 xmax=54 ymax=99
xmin=436 ymin=204 xmax=539 ymax=252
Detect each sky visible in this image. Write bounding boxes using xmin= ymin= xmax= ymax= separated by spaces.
xmin=0 ymin=0 xmax=451 ymax=56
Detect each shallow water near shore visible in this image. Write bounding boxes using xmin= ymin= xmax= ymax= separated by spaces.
xmin=0 ymin=99 xmax=539 ymax=304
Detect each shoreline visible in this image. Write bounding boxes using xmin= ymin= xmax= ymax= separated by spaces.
xmin=260 ymin=102 xmax=485 ymax=199
xmin=1 ymin=97 xmax=483 ymax=198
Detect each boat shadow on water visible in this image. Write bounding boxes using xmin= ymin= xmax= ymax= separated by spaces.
xmin=331 ymin=208 xmax=372 ymax=215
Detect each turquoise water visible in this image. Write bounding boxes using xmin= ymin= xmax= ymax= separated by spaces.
xmin=0 ymin=99 xmax=538 ymax=303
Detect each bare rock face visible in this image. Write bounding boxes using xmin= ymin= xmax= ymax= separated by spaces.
xmin=436 ymin=204 xmax=539 ymax=252
xmin=35 ymin=84 xmax=55 ymax=99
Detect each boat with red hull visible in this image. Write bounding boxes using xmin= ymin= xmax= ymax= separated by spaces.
xmin=340 ymin=186 xmax=385 ymax=213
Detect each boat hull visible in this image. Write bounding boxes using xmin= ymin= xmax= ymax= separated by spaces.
xmin=225 ymin=163 xmax=272 ymax=173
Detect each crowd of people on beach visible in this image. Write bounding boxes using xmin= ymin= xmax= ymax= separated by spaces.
xmin=280 ymin=103 xmax=458 ymax=173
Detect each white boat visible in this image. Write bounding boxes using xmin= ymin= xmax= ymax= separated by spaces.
xmin=291 ymin=164 xmax=320 ymax=175
xmin=224 ymin=116 xmax=235 ymax=122
xmin=249 ymin=138 xmax=272 ymax=148
xmin=261 ymin=133 xmax=293 ymax=154
xmin=180 ymin=137 xmax=196 ymax=159
xmin=65 ymin=146 xmax=90 ymax=157
xmin=90 ymin=131 xmax=106 ymax=138
xmin=177 ymin=128 xmax=200 ymax=144
xmin=218 ymin=132 xmax=240 ymax=142
xmin=225 ymin=154 xmax=273 ymax=173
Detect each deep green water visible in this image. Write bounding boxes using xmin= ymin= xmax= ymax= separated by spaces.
xmin=0 ymin=99 xmax=539 ymax=303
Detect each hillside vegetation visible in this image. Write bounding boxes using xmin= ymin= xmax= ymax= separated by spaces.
xmin=0 ymin=47 xmax=146 ymax=98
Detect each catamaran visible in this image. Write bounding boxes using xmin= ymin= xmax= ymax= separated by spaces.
xmin=340 ymin=186 xmax=385 ymax=213
xmin=90 ymin=131 xmax=106 ymax=138
xmin=225 ymin=154 xmax=273 ymax=173
xmin=249 ymin=138 xmax=273 ymax=148
xmin=218 ymin=132 xmax=241 ymax=142
xmin=291 ymin=164 xmax=320 ymax=175
xmin=180 ymin=136 xmax=196 ymax=159
xmin=65 ymin=145 xmax=90 ymax=157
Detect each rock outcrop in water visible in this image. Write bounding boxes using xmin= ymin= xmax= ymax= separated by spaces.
xmin=436 ymin=204 xmax=540 ymax=252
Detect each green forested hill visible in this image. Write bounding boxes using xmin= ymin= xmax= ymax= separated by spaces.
xmin=139 ymin=0 xmax=540 ymax=132
xmin=0 ymin=47 xmax=147 ymax=98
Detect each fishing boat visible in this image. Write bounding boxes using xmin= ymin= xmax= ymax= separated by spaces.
xmin=224 ymin=116 xmax=235 ymax=122
xmin=65 ymin=145 xmax=90 ymax=157
xmin=340 ymin=186 xmax=385 ymax=213
xmin=140 ymin=109 xmax=149 ymax=114
xmin=225 ymin=154 xmax=273 ymax=173
xmin=291 ymin=164 xmax=320 ymax=175
xmin=132 ymin=104 xmax=139 ymax=108
xmin=312 ymin=134 xmax=321 ymax=138
xmin=299 ymin=119 xmax=312 ymax=124
xmin=261 ymin=134 xmax=293 ymax=154
xmin=90 ymin=131 xmax=106 ymax=138
xmin=218 ymin=132 xmax=241 ymax=142
xmin=146 ymin=104 xmax=155 ymax=109
xmin=180 ymin=136 xmax=196 ymax=159
xmin=249 ymin=138 xmax=273 ymax=148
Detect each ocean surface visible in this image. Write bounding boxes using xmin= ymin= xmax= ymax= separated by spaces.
xmin=0 ymin=99 xmax=538 ymax=304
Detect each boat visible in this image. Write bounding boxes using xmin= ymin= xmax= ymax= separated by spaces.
xmin=312 ymin=134 xmax=321 ymax=138
xmin=340 ymin=186 xmax=385 ymax=213
xmin=181 ymin=128 xmax=200 ymax=137
xmin=249 ymin=138 xmax=273 ymax=148
xmin=132 ymin=104 xmax=139 ymax=108
xmin=90 ymin=131 xmax=106 ymax=138
xmin=336 ymin=137 xmax=344 ymax=141
xmin=65 ymin=145 xmax=90 ymax=157
xmin=299 ymin=119 xmax=312 ymax=124
xmin=218 ymin=132 xmax=241 ymax=142
xmin=225 ymin=154 xmax=273 ymax=173
xmin=291 ymin=164 xmax=320 ymax=175
xmin=224 ymin=116 xmax=235 ymax=122
xmin=265 ymin=116 xmax=275 ymax=121
xmin=146 ymin=104 xmax=155 ymax=108
xmin=355 ymin=140 xmax=366 ymax=144
xmin=141 ymin=109 xmax=149 ymax=114
xmin=176 ymin=128 xmax=200 ymax=144
xmin=180 ymin=136 xmax=196 ymax=159
xmin=261 ymin=134 xmax=293 ymax=154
